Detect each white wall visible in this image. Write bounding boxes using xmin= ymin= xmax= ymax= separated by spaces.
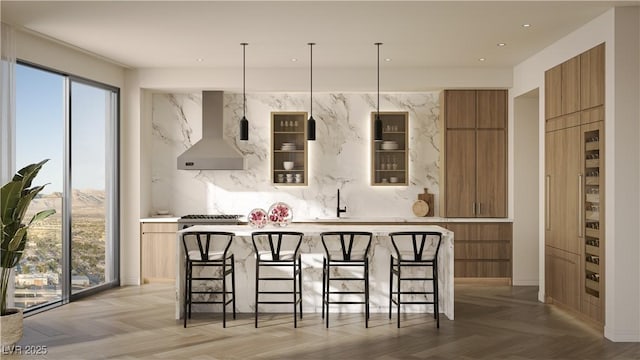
xmin=512 ymin=8 xmax=640 ymax=341
xmin=513 ymin=90 xmax=539 ymax=286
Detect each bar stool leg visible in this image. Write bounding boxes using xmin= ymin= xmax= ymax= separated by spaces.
xmin=365 ymin=260 xmax=370 ymax=328
xmin=231 ymin=255 xmax=236 ymax=319
xmin=293 ymin=261 xmax=298 ymax=328
xmin=298 ymin=256 xmax=303 ymax=318
xmin=322 ymin=257 xmax=326 ymax=319
xmin=222 ymin=261 xmax=227 ymax=328
xmin=255 ymin=257 xmax=259 ymax=328
xmin=388 ymin=255 xmax=393 ymax=320
xmin=397 ymin=263 xmax=402 ymax=328
xmin=326 ymin=263 xmax=330 ymax=328
xmin=434 ymin=260 xmax=439 ymax=328
xmin=184 ymin=260 xmax=189 ymax=328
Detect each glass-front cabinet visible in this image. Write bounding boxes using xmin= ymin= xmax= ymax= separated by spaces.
xmin=371 ymin=112 xmax=408 ymax=186
xmin=582 ymin=121 xmax=604 ymax=321
xmin=271 ymin=112 xmax=308 ymax=185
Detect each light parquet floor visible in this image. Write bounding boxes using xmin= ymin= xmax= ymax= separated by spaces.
xmin=8 ymin=283 xmax=640 ymax=359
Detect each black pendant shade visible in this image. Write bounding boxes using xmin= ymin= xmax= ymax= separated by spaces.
xmin=374 ymin=114 xmax=383 ymax=142
xmin=307 ymin=42 xmax=316 ymax=141
xmin=240 ymin=42 xmax=249 ymax=141
xmin=374 ymin=42 xmax=383 ymax=142
xmin=240 ymin=115 xmax=249 ymax=141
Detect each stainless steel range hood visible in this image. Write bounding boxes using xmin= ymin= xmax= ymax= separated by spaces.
xmin=177 ymin=91 xmax=245 ymax=170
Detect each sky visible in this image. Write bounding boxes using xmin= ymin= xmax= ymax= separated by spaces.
xmin=16 ymin=63 xmax=110 ymax=193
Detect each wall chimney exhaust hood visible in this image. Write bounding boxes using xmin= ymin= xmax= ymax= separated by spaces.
xmin=177 ymin=91 xmax=245 ymax=170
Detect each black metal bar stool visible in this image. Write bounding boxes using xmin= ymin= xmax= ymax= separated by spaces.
xmin=388 ymin=231 xmax=443 ymax=328
xmin=320 ymin=231 xmax=373 ymax=328
xmin=252 ymin=231 xmax=304 ymax=328
xmin=181 ymin=231 xmax=236 ymax=328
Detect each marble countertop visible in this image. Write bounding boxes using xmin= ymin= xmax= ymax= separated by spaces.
xmin=141 ymin=216 xmax=513 ymax=223
xmin=176 ymin=223 xmax=452 ymax=237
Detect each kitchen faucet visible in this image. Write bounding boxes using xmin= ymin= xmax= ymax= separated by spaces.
xmin=336 ymin=189 xmax=347 ymax=218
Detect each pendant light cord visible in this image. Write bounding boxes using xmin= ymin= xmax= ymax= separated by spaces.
xmin=376 ymin=42 xmax=381 ymax=116
xmin=242 ymin=43 xmax=247 ymax=117
xmin=309 ymin=43 xmax=314 ymax=116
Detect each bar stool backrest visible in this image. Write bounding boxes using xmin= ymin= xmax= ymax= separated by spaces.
xmin=320 ymin=231 xmax=373 ymax=261
xmin=251 ymin=231 xmax=304 ymax=261
xmin=181 ymin=231 xmax=235 ymax=261
xmin=388 ymin=231 xmax=443 ymax=261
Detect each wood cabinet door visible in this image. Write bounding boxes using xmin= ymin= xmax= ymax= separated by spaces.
xmin=545 ymin=126 xmax=580 ymax=254
xmin=561 ymin=55 xmax=581 ymax=115
xmin=476 ymin=90 xmax=507 ymax=129
xmin=545 ymin=246 xmax=581 ymax=310
xmin=445 ymin=90 xmax=476 ymax=129
xmin=545 ymin=64 xmax=562 ymax=119
xmin=476 ymin=129 xmax=506 ymax=217
xmin=580 ymin=43 xmax=605 ymax=110
xmin=445 ymin=130 xmax=476 ymax=217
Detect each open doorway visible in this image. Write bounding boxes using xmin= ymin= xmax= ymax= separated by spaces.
xmin=513 ymin=89 xmax=540 ymax=286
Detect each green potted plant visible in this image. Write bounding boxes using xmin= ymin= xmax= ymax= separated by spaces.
xmin=1 ymin=159 xmax=55 ymax=346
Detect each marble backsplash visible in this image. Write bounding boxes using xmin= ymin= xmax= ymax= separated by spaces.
xmin=150 ymin=92 xmax=440 ymax=219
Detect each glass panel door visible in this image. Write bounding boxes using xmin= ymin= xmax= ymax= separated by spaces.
xmin=69 ymin=80 xmax=117 ymax=294
xmin=14 ymin=63 xmax=65 ymax=309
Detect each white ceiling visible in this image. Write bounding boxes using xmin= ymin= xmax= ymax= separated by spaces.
xmin=2 ymin=1 xmax=638 ymax=70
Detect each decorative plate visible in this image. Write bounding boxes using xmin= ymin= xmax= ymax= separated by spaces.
xmin=268 ymin=202 xmax=292 ymax=226
xmin=248 ymin=208 xmax=268 ymax=228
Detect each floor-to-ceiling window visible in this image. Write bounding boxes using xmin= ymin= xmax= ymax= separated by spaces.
xmin=13 ymin=62 xmax=119 ymax=311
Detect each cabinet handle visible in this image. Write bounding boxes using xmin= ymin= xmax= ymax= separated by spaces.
xmin=578 ymin=174 xmax=583 ymax=237
xmin=472 ymin=202 xmax=476 ymax=215
xmin=545 ymin=175 xmax=550 ymax=231
xmin=477 ymin=202 xmax=481 ymax=215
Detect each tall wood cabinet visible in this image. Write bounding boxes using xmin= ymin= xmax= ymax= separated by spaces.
xmin=442 ymin=89 xmax=507 ymax=218
xmin=545 ymin=43 xmax=605 ymax=326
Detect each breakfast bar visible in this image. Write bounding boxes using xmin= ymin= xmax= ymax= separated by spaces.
xmin=175 ymin=223 xmax=454 ymax=321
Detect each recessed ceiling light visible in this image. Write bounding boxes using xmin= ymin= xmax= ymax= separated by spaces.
xmin=479 ymin=58 xmax=486 ymax=62
xmin=497 ymin=43 xmax=506 ymax=47
xmin=522 ymin=23 xmax=531 ymax=28
xmin=196 ymin=58 xmax=204 ymax=62
xmin=291 ymin=58 xmax=298 ymax=62
xmin=385 ymin=58 xmax=392 ymax=62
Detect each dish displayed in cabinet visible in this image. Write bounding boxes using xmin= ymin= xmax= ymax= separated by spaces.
xmin=271 ymin=112 xmax=308 ymax=185
xmin=371 ymin=112 xmax=408 ymax=186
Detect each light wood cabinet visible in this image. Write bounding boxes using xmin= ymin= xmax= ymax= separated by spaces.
xmin=442 ymin=89 xmax=507 ymax=218
xmin=545 ymin=126 xmax=581 ymax=255
xmin=141 ymin=222 xmax=178 ymax=283
xmin=545 ymin=64 xmax=563 ymax=119
xmin=544 ymin=43 xmax=605 ymax=326
xmin=545 ymin=245 xmax=581 ymax=310
xmin=371 ymin=112 xmax=408 ymax=186
xmin=271 ymin=112 xmax=308 ymax=185
xmin=562 ymin=55 xmax=581 ymax=115
xmin=580 ymin=43 xmax=605 ymax=111
xmin=450 ymin=223 xmax=512 ymax=278
xmin=545 ymin=54 xmax=582 ymax=120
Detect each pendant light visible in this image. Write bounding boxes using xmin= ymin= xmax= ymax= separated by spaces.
xmin=374 ymin=42 xmax=384 ymax=142
xmin=307 ymin=42 xmax=316 ymax=141
xmin=239 ymin=42 xmax=249 ymax=141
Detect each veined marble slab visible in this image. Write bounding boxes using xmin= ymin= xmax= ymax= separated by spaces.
xmin=175 ymin=223 xmax=454 ymax=321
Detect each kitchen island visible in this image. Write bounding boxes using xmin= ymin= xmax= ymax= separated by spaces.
xmin=175 ymin=223 xmax=454 ymax=321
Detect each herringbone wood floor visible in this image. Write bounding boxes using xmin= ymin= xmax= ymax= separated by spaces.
xmin=11 ymin=283 xmax=640 ymax=359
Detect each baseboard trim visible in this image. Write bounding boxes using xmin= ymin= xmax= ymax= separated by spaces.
xmin=512 ymin=279 xmax=539 ymax=286
xmin=455 ymin=277 xmax=511 ymax=286
xmin=604 ymin=327 xmax=640 ymax=342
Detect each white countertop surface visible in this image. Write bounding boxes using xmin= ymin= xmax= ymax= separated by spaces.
xmin=141 ymin=216 xmax=513 ymax=223
xmin=176 ymin=223 xmax=453 ymax=237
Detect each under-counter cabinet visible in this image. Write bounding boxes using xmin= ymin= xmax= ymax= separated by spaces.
xmin=140 ymin=222 xmax=178 ymax=283
xmin=544 ymin=42 xmax=605 ymax=326
xmin=442 ymin=89 xmax=507 ymax=218
xmin=448 ymin=223 xmax=512 ymax=280
xmin=271 ymin=112 xmax=308 ymax=185
xmin=371 ymin=112 xmax=408 ymax=185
